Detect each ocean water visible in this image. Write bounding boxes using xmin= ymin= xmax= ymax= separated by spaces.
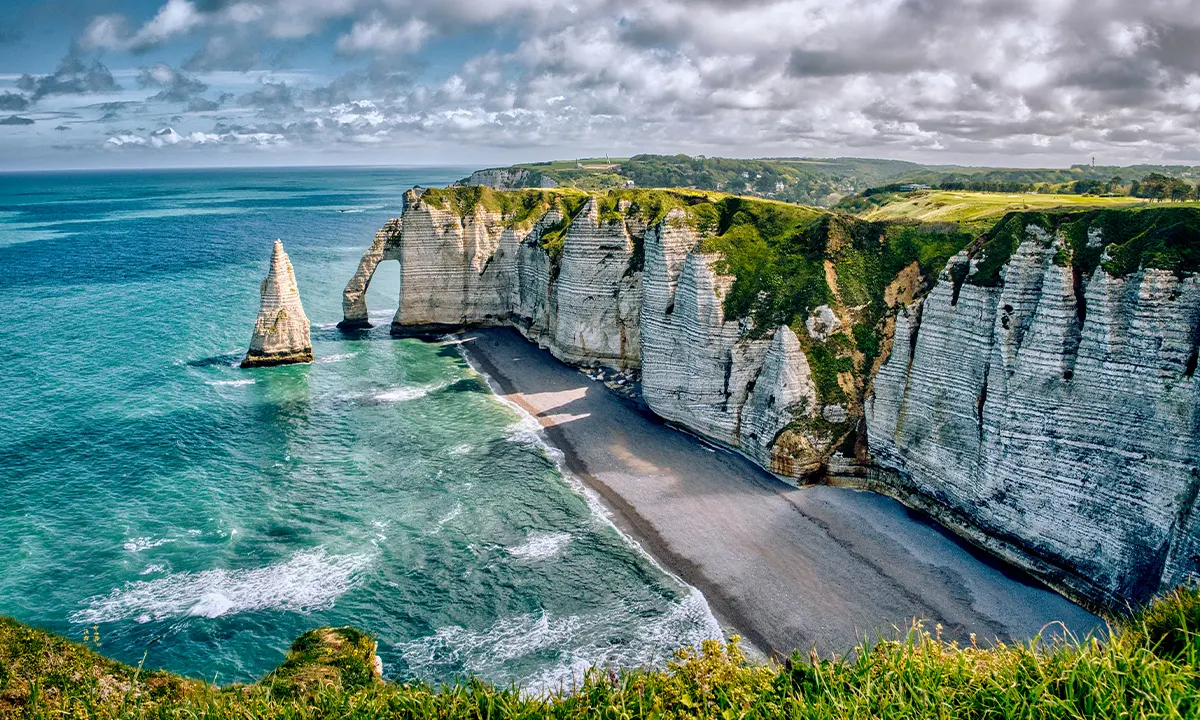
xmin=0 ymin=168 xmax=720 ymax=690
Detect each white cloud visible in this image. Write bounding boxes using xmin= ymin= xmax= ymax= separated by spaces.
xmin=336 ymin=16 xmax=429 ymax=55
xmin=329 ymin=100 xmax=386 ymax=126
xmin=82 ymin=0 xmax=204 ymax=51
xmin=106 ymin=133 xmax=147 ymax=146
xmin=20 ymin=0 xmax=1200 ymax=165
xmin=134 ymin=0 xmax=203 ymax=48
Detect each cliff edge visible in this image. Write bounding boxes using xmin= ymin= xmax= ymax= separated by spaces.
xmin=339 ymin=187 xmax=960 ymax=477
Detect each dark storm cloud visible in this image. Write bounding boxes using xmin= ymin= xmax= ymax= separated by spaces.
xmin=0 ymin=92 xmax=30 ymax=111
xmin=17 ymin=56 xmax=120 ymax=101
xmin=239 ymin=81 xmax=299 ymax=115
xmin=183 ymin=34 xmax=260 ymax=72
xmin=787 ymin=50 xmax=927 ymax=78
xmin=185 ymin=96 xmax=222 ymax=112
xmin=137 ymin=64 xmax=210 ymax=103
xmin=0 ymin=115 xmax=35 ymax=125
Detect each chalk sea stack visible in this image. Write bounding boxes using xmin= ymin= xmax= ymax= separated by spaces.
xmin=241 ymin=239 xmax=313 ymax=368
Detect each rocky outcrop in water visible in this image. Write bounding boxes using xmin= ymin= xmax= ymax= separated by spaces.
xmin=243 ymin=239 xmax=313 ymax=368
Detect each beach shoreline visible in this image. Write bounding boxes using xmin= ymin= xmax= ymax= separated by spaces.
xmin=457 ymin=327 xmax=1100 ymax=659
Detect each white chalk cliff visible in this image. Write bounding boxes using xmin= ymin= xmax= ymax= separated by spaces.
xmin=342 ymin=189 xmax=1200 ymax=610
xmin=866 ymin=226 xmax=1200 ymax=609
xmin=342 ymin=189 xmax=834 ymax=475
xmin=243 ymin=239 xmax=313 ymax=368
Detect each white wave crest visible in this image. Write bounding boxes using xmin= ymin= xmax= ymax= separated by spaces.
xmin=373 ymin=386 xmax=429 ymax=402
xmin=525 ymin=590 xmax=722 ymax=695
xmin=373 ymin=381 xmax=447 ymax=403
xmin=207 ymin=379 xmax=255 ymax=387
xmin=398 ymin=590 xmax=721 ymax=696
xmin=72 ymin=549 xmax=370 ymax=624
xmin=503 ymin=409 xmax=548 ymax=448
xmin=398 ymin=611 xmax=583 ymax=675
xmin=507 ymin=532 xmax=571 ymax=560
xmin=123 ymin=537 xmax=175 ymax=553
xmin=318 ymin=353 xmax=358 ymax=364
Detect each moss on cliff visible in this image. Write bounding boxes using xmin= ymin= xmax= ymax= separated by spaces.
xmin=698 ymin=198 xmax=829 ymax=333
xmin=966 ymin=206 xmax=1200 ymax=286
xmin=2 ymin=587 xmax=1198 ymax=718
xmin=261 ymin=626 xmax=379 ymax=698
xmin=419 ymin=186 xmax=587 ymax=230
xmin=966 ymin=212 xmax=1055 ymax=286
xmin=1064 ymin=206 xmax=1200 ymax=278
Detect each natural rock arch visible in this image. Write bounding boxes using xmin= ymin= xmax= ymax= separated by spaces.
xmin=338 ymin=220 xmax=402 ymax=329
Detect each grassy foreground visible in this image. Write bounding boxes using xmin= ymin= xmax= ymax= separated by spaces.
xmin=1 ymin=588 xmax=1198 ymax=719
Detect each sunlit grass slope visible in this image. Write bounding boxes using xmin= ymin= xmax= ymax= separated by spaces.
xmin=1 ymin=587 xmax=1198 ymax=719
xmin=863 ymin=190 xmax=1151 ymax=225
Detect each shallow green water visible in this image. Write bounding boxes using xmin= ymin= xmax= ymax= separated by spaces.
xmin=0 ymin=168 xmax=719 ymax=690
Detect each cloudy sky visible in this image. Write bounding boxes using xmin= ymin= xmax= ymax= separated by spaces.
xmin=1 ymin=0 xmax=1199 ymax=170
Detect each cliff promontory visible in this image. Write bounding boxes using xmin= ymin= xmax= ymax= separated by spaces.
xmin=243 ymin=239 xmax=313 ymax=368
xmin=341 ymin=187 xmax=1200 ymax=610
xmin=341 ymin=187 xmax=967 ymax=475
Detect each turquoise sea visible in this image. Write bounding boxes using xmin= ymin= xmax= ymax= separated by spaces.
xmin=0 ymin=168 xmax=719 ymax=689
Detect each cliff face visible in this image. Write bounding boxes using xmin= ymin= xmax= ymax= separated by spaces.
xmin=343 ymin=190 xmax=1200 ymax=610
xmin=454 ymin=167 xmax=558 ymax=190
xmin=343 ymin=188 xmax=849 ymax=475
xmin=243 ymin=239 xmax=313 ymax=368
xmin=866 ymin=212 xmax=1200 ymax=608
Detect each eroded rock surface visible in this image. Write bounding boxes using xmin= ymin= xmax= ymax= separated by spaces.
xmin=342 ymin=189 xmax=829 ymax=474
xmin=867 ymin=228 xmax=1200 ymax=609
xmin=243 ymin=239 xmax=313 ymax=368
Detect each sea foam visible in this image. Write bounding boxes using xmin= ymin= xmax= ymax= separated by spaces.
xmin=72 ymin=549 xmax=370 ymax=624
xmin=507 ymin=532 xmax=572 ymax=560
xmin=398 ymin=590 xmax=721 ymax=696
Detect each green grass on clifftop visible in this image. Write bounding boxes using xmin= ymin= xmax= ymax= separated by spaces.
xmin=1 ymin=587 xmax=1198 ymax=719
xmin=861 ymin=190 xmax=1148 ymax=226
xmin=968 ymin=206 xmax=1200 ymax=286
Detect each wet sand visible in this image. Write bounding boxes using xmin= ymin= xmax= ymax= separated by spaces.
xmin=460 ymin=327 xmax=1101 ymax=658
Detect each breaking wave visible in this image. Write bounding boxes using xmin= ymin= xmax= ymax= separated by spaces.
xmin=123 ymin=537 xmax=176 ymax=553
xmin=72 ymin=549 xmax=371 ymax=624
xmin=397 ymin=590 xmax=720 ymax=695
xmin=508 ymin=532 xmax=572 ymax=560
xmin=371 ymin=381 xmax=448 ymax=403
